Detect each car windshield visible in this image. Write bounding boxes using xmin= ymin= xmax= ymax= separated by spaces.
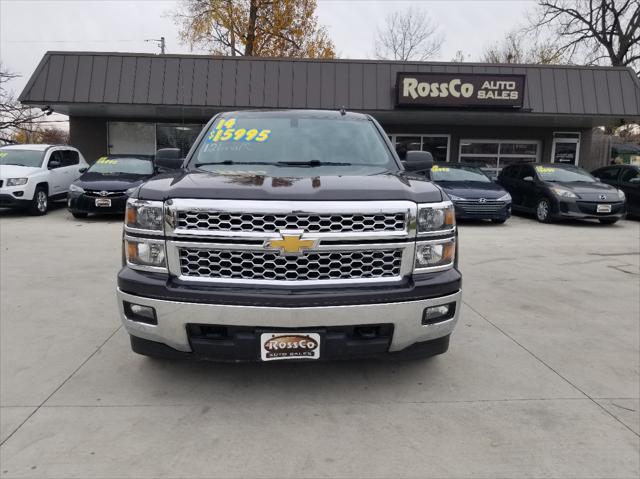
xmin=535 ymin=165 xmax=596 ymax=182
xmin=88 ymin=157 xmax=154 ymax=175
xmin=189 ymin=114 xmax=397 ymax=176
xmin=430 ymin=164 xmax=491 ymax=183
xmin=0 ymin=149 xmax=44 ymax=167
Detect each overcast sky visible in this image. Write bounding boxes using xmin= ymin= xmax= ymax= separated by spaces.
xmin=1 ymin=0 xmax=535 ymax=96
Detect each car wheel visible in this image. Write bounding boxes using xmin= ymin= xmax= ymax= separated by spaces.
xmin=599 ymin=218 xmax=619 ymax=225
xmin=28 ymin=186 xmax=48 ymax=216
xmin=535 ymin=198 xmax=552 ymax=223
xmin=72 ymin=212 xmax=88 ymax=219
xmin=491 ymin=218 xmax=507 ymax=224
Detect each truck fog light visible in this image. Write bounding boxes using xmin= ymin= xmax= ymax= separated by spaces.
xmin=415 ymin=239 xmax=455 ymax=270
xmin=123 ymin=301 xmax=157 ymax=325
xmin=423 ymin=303 xmax=456 ymax=325
xmin=125 ymin=239 xmax=166 ymax=269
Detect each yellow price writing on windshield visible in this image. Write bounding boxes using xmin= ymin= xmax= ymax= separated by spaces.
xmin=97 ymin=157 xmax=118 ymax=164
xmin=431 ymin=166 xmax=450 ymax=172
xmin=207 ymin=118 xmax=271 ymax=143
xmin=535 ymin=166 xmax=555 ymax=173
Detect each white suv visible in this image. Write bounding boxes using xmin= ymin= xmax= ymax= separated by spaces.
xmin=0 ymin=144 xmax=88 ymax=215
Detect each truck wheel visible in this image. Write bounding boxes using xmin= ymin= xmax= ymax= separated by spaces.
xmin=72 ymin=212 xmax=88 ymax=219
xmin=535 ymin=198 xmax=552 ymax=223
xmin=28 ymin=186 xmax=48 ymax=216
xmin=599 ymin=218 xmax=619 ymax=225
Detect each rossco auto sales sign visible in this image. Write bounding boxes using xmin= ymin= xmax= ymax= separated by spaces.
xmin=396 ymin=72 xmax=525 ymax=108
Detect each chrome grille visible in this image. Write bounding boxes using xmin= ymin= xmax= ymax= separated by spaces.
xmin=178 ymin=248 xmax=403 ymax=282
xmin=176 ymin=211 xmax=406 ymax=233
xmin=85 ymin=190 xmax=126 ymax=198
xmin=455 ymin=200 xmax=505 ymax=214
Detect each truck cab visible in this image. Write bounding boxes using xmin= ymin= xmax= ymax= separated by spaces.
xmin=117 ymin=110 xmax=461 ymax=361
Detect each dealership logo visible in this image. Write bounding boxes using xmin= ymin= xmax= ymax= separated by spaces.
xmin=265 ymin=232 xmax=316 ymax=255
xmin=397 ymin=73 xmax=525 ymax=108
xmin=263 ymin=335 xmax=319 ymax=359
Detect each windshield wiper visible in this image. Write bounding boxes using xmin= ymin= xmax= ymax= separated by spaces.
xmin=275 ymin=160 xmax=352 ymax=167
xmin=195 ymin=160 xmax=267 ymax=167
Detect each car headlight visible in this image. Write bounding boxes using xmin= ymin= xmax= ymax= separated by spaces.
xmin=618 ymin=189 xmax=626 ymax=201
xmin=69 ymin=183 xmax=84 ymax=193
xmin=416 ymin=202 xmax=455 ymax=235
xmin=6 ymin=178 xmax=28 ymax=187
xmin=415 ymin=238 xmax=456 ymax=272
xmin=447 ymin=193 xmax=464 ymax=201
xmin=550 ymin=186 xmax=578 ymax=199
xmin=125 ymin=186 xmax=139 ymax=197
xmin=125 ymin=237 xmax=167 ymax=271
xmin=497 ymin=192 xmax=511 ymax=202
xmin=125 ymin=199 xmax=164 ymax=232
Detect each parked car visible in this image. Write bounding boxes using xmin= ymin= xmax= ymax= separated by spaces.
xmin=67 ymin=155 xmax=156 ymax=218
xmin=591 ymin=164 xmax=640 ymax=217
xmin=117 ymin=109 xmax=461 ymax=362
xmin=498 ymin=163 xmax=626 ymax=224
xmin=430 ymin=163 xmax=511 ymax=223
xmin=0 ymin=144 xmax=88 ymax=215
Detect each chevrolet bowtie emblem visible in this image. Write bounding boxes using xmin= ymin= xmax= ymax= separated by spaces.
xmin=266 ymin=233 xmax=316 ymax=255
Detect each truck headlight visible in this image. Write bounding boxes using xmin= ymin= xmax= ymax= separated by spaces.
xmin=6 ymin=178 xmax=28 ymax=186
xmin=125 ymin=199 xmax=164 ymax=232
xmin=125 ymin=238 xmax=166 ymax=271
xmin=414 ymin=238 xmax=456 ymax=272
xmin=416 ymin=202 xmax=455 ymax=234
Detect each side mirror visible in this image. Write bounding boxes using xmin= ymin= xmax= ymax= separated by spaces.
xmin=523 ymin=176 xmax=534 ymax=182
xmin=79 ymin=167 xmax=88 ymax=173
xmin=48 ymin=160 xmax=61 ymax=169
xmin=155 ymin=148 xmax=184 ymax=171
xmin=401 ymin=150 xmax=434 ymax=174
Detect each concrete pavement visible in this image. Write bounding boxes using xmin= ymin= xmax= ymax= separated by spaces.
xmin=1 ymin=206 xmax=638 ymax=478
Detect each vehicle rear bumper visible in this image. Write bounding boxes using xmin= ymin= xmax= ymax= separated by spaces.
xmin=117 ymin=288 xmax=462 ymax=359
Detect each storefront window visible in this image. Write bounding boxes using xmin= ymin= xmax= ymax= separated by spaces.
xmin=391 ymin=135 xmax=450 ymax=162
xmin=459 ymin=140 xmax=539 ymax=178
xmin=156 ymin=124 xmax=204 ymax=157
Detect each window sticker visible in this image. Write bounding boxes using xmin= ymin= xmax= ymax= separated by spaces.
xmin=535 ymin=166 xmax=555 ymax=173
xmin=0 ymin=152 xmax=7 ymax=158
xmin=431 ymin=165 xmax=450 ymax=172
xmin=97 ymin=157 xmax=118 ymax=164
xmin=206 ymin=118 xmax=271 ymax=143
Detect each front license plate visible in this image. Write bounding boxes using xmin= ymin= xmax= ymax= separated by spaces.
xmin=260 ymin=333 xmax=321 ymax=361
xmin=95 ymin=198 xmax=111 ymax=207
xmin=597 ymin=204 xmax=612 ymax=213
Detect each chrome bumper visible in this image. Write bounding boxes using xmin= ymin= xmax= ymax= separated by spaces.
xmin=117 ymin=289 xmax=462 ymax=353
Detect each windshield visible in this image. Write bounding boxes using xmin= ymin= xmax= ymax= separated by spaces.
xmin=189 ymin=114 xmax=397 ymax=176
xmin=88 ymin=157 xmax=154 ymax=175
xmin=430 ymin=164 xmax=491 ymax=183
xmin=0 ymin=149 xmax=44 ymax=167
xmin=535 ymin=165 xmax=596 ymax=183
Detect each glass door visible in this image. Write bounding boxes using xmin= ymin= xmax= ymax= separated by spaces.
xmin=551 ymin=132 xmax=581 ymax=165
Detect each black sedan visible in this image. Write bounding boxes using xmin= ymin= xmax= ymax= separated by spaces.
xmin=498 ymin=163 xmax=626 ymax=224
xmin=430 ymin=163 xmax=512 ymax=223
xmin=67 ymin=155 xmax=155 ymax=218
xmin=592 ymin=164 xmax=640 ymax=217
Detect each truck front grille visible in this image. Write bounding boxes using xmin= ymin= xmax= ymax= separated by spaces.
xmin=178 ymin=248 xmax=403 ymax=282
xmin=176 ymin=211 xmax=406 ymax=234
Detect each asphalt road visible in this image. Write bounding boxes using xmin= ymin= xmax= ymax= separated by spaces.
xmin=1 ymin=204 xmax=638 ymax=479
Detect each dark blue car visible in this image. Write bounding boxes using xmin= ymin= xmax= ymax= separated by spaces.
xmin=430 ymin=163 xmax=512 ymax=223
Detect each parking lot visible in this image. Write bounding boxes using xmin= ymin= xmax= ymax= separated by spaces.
xmin=0 ymin=206 xmax=638 ymax=478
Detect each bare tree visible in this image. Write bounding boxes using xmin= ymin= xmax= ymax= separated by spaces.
xmin=481 ymin=30 xmax=566 ymax=64
xmin=529 ymin=0 xmax=639 ymax=74
xmin=0 ymin=64 xmax=47 ymax=144
xmin=374 ymin=7 xmax=443 ymax=61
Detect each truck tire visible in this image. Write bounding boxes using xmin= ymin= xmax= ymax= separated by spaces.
xmin=28 ymin=186 xmax=48 ymax=216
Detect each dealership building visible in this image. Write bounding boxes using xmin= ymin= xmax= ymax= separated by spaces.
xmin=19 ymin=51 xmax=640 ymax=174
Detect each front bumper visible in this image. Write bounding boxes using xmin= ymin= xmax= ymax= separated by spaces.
xmin=453 ymin=202 xmax=511 ymax=220
xmin=68 ymin=192 xmax=128 ymax=214
xmin=0 ymin=193 xmax=30 ymax=209
xmin=554 ymin=200 xmax=626 ymax=220
xmin=117 ymin=288 xmax=462 ymax=359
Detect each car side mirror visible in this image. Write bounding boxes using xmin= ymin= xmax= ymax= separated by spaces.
xmin=79 ymin=167 xmax=88 ymax=173
xmin=523 ymin=176 xmax=533 ymax=182
xmin=401 ymin=150 xmax=433 ymax=174
xmin=48 ymin=160 xmax=61 ymax=169
xmin=155 ymin=148 xmax=184 ymax=171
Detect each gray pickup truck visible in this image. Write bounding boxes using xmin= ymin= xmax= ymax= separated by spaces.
xmin=117 ymin=110 xmax=461 ymax=361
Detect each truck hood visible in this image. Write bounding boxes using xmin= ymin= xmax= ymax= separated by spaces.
xmin=0 ymin=165 xmax=41 ymax=179
xmin=137 ymin=171 xmax=444 ymax=203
